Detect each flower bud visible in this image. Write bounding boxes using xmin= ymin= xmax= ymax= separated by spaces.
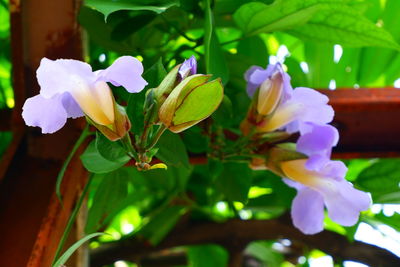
xmin=257 ymin=71 xmax=283 ymax=116
xmin=153 ymin=56 xmax=197 ymax=108
xmin=159 ymin=75 xmax=224 ymax=133
xmin=153 ymin=65 xmax=181 ymax=108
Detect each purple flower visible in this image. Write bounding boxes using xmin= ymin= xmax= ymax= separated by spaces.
xmin=280 ymin=123 xmax=370 ymax=234
xmin=244 ymin=63 xmax=334 ymax=133
xmin=257 ymin=87 xmax=334 ymax=133
xmin=22 ymin=56 xmax=147 ymax=134
xmin=282 ymin=159 xmax=371 ymax=234
xmin=178 ymin=55 xmax=197 ymax=80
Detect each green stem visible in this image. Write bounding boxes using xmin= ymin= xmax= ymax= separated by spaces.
xmin=220 ymin=35 xmax=248 ymax=46
xmin=160 ymin=14 xmax=197 ymax=43
xmin=120 ymin=133 xmax=139 ymax=162
xmin=52 ymin=173 xmax=94 ymax=266
xmin=139 ymin=123 xmax=151 ymax=152
xmin=56 ymin=125 xmax=92 ymax=202
xmin=146 ymin=124 xmax=167 ymax=151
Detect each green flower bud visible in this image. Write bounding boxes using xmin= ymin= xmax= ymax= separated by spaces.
xmin=159 ymin=74 xmax=224 ymax=133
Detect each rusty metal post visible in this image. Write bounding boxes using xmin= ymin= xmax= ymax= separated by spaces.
xmin=0 ymin=0 xmax=88 ymax=267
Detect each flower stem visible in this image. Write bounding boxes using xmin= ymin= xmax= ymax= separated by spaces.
xmin=146 ymin=124 xmax=167 ymax=151
xmin=56 ymin=125 xmax=92 ymax=203
xmin=120 ymin=133 xmax=139 ymax=162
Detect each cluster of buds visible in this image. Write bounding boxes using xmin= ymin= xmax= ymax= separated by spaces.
xmin=149 ymin=56 xmax=223 ymax=133
xmin=241 ymin=62 xmax=371 ymax=234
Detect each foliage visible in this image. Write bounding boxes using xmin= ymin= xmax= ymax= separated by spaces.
xmin=1 ymin=0 xmax=400 ymax=266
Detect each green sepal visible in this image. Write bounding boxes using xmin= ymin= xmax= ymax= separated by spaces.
xmin=153 ymin=64 xmax=181 ymax=107
xmin=265 ymin=143 xmax=307 ymax=177
xmin=87 ymin=103 xmax=131 ymax=141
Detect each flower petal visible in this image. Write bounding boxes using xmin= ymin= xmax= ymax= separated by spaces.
xmin=96 ymin=56 xmax=147 ymax=93
xmin=179 ymin=55 xmax=197 ymax=79
xmin=22 ymin=94 xmax=68 ymax=134
xmin=245 ymin=65 xmax=273 ymax=97
xmin=297 ymin=123 xmax=339 ymax=171
xmin=61 ymin=92 xmax=84 ymax=119
xmin=284 ymin=87 xmax=334 ymax=133
xmin=37 ymin=58 xmax=94 ymax=99
xmin=291 ymin=187 xmax=325 ymax=234
xmin=321 ymin=179 xmax=371 ymax=226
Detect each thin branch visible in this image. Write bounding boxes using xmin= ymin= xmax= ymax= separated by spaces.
xmin=90 ymin=216 xmax=400 ymax=267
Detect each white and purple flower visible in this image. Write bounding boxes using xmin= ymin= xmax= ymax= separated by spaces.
xmin=22 ymin=56 xmax=147 ymax=134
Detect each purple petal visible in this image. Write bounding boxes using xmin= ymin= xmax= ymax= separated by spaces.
xmin=283 ymin=178 xmax=304 ymax=190
xmin=96 ymin=56 xmax=147 ymax=93
xmin=321 ymin=179 xmax=371 ymax=226
xmin=179 ymin=55 xmax=197 ymax=79
xmin=61 ymin=92 xmax=84 ymax=118
xmin=284 ymin=88 xmax=334 ymax=133
xmin=37 ymin=58 xmax=94 ymax=99
xmin=291 ymin=187 xmax=325 ymax=234
xmin=320 ymin=160 xmax=348 ymax=181
xmin=245 ymin=65 xmax=274 ymax=97
xmin=297 ymin=123 xmax=339 ymax=170
xmin=22 ymin=94 xmax=68 ymax=134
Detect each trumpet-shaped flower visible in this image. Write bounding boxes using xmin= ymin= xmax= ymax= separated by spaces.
xmin=282 ymin=159 xmax=371 ymax=234
xmin=280 ymin=123 xmax=370 ymax=234
xmin=22 ymin=56 xmax=147 ymax=134
xmin=244 ymin=63 xmax=334 ymax=134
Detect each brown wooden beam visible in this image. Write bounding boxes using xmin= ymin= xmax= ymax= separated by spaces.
xmin=322 ymin=88 xmax=400 ymax=158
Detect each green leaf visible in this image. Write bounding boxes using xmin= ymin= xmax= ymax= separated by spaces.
xmin=81 ymin=140 xmax=129 ymax=173
xmin=85 ymin=169 xmax=132 ymax=232
xmin=289 ymin=4 xmax=400 ymax=49
xmin=233 ymin=0 xmax=325 ymax=36
xmin=237 ymin=36 xmax=269 ymax=66
xmin=204 ymin=0 xmax=229 ymax=84
xmin=144 ymin=57 xmax=168 ymax=89
xmin=374 ymin=212 xmax=400 ymax=232
xmin=358 ymin=0 xmax=400 ymax=85
xmin=355 ymin=159 xmax=400 ymax=203
xmin=212 ymin=95 xmax=233 ymax=127
xmin=95 ymin=131 xmax=130 ymax=163
xmin=156 ymin=130 xmax=190 ymax=168
xmin=245 ymin=241 xmax=284 ymax=267
xmin=188 ymin=244 xmax=229 ymax=267
xmin=215 ymin=162 xmax=252 ymax=204
xmin=52 ymin=232 xmax=105 ymax=267
xmin=139 ymin=206 xmax=185 ymax=245
xmin=304 ymin=42 xmax=335 ymax=88
xmin=85 ymin=0 xmax=179 ymax=20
